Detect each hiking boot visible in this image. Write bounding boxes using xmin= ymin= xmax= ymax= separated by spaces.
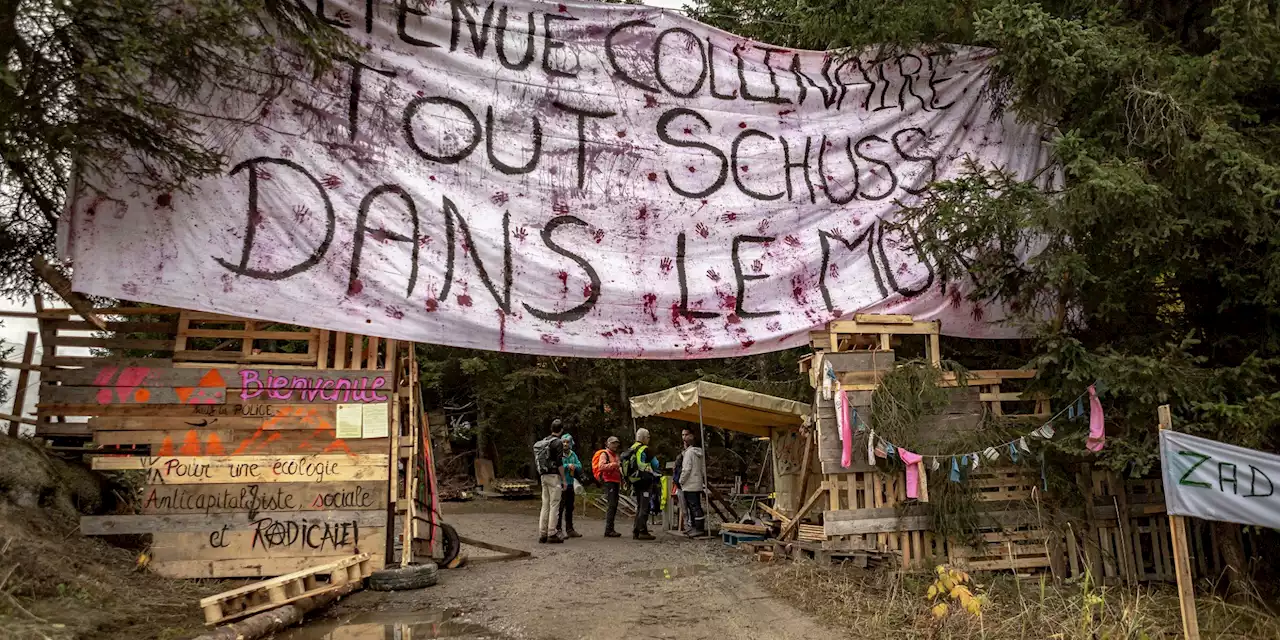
xmin=604 ymin=531 xmax=622 ymax=538
xmin=566 ymin=530 xmax=583 ymax=538
xmin=538 ymin=535 xmax=548 ymax=544
xmin=547 ymin=534 xmax=564 ymax=544
xmin=634 ymin=532 xmax=656 ymax=541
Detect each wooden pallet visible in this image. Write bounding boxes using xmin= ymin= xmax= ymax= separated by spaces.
xmin=199 ymin=553 xmax=373 ymax=625
xmin=721 ymin=530 xmax=767 ymax=547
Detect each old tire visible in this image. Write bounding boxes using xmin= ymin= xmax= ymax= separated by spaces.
xmin=439 ymin=523 xmax=461 ymax=568
xmin=367 ymin=562 xmax=439 ymax=591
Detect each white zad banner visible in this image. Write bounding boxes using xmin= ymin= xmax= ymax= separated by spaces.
xmin=1160 ymin=431 xmax=1279 ymax=529
xmin=61 ymin=0 xmax=1054 ymax=359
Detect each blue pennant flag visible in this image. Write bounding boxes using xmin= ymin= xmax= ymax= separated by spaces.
xmin=851 ymin=408 xmax=864 ymax=433
xmin=1009 ymin=441 xmax=1019 ymax=463
xmin=950 ymin=457 xmax=961 ymax=482
xmin=1075 ymin=397 xmax=1086 ymax=419
xmin=884 ymin=442 xmax=896 ymax=461
xmin=1067 ymin=403 xmax=1076 ymax=420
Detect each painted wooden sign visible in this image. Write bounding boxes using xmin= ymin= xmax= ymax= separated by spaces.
xmin=93 ymin=429 xmax=385 ymax=456
xmin=88 ymin=408 xmax=338 ymax=431
xmin=43 ymin=366 xmax=391 ymax=404
xmin=91 ymin=454 xmax=390 ymax=484
xmin=138 ymin=482 xmax=388 ymax=515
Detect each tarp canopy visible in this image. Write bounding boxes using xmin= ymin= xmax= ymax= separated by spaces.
xmin=629 ymin=381 xmax=810 ymax=438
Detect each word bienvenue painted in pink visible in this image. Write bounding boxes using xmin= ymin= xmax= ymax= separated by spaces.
xmin=239 ymin=370 xmax=389 ymax=403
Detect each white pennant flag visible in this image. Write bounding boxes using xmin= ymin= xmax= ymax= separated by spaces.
xmin=983 ymin=446 xmax=1000 ymax=461
xmin=1042 ymin=423 xmax=1056 ymax=439
xmin=867 ymin=431 xmax=877 ymax=466
xmin=970 ymin=452 xmax=981 ymax=471
xmin=930 ymin=457 xmax=941 ymax=471
xmin=1019 ymin=437 xmax=1031 ymax=453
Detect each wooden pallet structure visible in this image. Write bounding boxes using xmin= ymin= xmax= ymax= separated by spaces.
xmin=779 ymin=315 xmax=1231 ymax=583
xmin=199 ymin=553 xmax=373 ymax=625
xmin=10 ymin=304 xmax=443 ymax=579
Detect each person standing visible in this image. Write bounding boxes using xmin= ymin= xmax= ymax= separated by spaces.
xmin=622 ymin=428 xmax=657 ymax=540
xmin=534 ymin=419 xmax=565 ymax=544
xmin=592 ymin=436 xmax=623 ymax=537
xmin=556 ymin=433 xmax=583 ymax=539
xmin=678 ymin=427 xmax=708 ymax=537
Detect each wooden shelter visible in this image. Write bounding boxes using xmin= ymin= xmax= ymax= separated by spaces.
xmin=629 ymin=380 xmax=818 ymax=515
xmin=19 ymin=305 xmax=440 ymax=579
xmin=785 ymin=314 xmax=1227 ymax=583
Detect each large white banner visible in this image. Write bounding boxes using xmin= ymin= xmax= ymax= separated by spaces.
xmin=1160 ymin=431 xmax=1279 ymax=529
xmin=61 ymin=0 xmax=1053 ymax=359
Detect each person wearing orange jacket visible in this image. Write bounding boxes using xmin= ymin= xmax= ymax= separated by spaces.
xmin=592 ymin=436 xmax=623 ymax=538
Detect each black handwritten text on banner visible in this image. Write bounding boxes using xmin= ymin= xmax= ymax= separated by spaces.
xmin=61 ymin=0 xmax=1053 ymax=358
xmin=1160 ymin=431 xmax=1279 ymax=529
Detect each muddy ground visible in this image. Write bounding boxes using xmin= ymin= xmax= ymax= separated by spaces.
xmin=281 ymin=499 xmax=842 ymax=640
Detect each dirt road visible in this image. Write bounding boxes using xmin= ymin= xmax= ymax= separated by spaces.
xmin=282 ymin=499 xmax=842 ymax=640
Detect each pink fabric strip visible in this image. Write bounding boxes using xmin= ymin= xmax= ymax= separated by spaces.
xmin=838 ymin=389 xmax=853 ymax=468
xmin=1087 ymin=385 xmax=1105 ymax=452
xmin=899 ymin=448 xmax=923 ymax=498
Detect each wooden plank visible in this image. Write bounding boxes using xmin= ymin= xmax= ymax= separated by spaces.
xmin=317 ymin=331 xmax=331 ymax=369
xmin=52 ymin=336 xmax=175 ymax=351
xmin=45 ymin=403 xmax=337 ymax=419
xmin=829 ymin=320 xmax=939 ymax=335
xmin=6 ymin=332 xmax=37 ymax=436
xmin=93 ymin=429 xmax=387 ymax=455
xmin=0 ymin=412 xmax=40 ymax=427
xmin=90 ymin=454 xmax=390 ymax=484
xmin=33 ymin=422 xmax=91 ymax=437
xmin=32 ymin=255 xmax=107 ymax=330
xmin=82 ymin=510 xmax=388 ymax=535
xmin=47 ymin=356 xmax=174 ymax=369
xmin=150 ymin=552 xmax=387 ymax=579
xmin=780 ymin=485 xmax=827 ymax=541
xmin=853 ymin=313 xmax=913 ymax=324
xmin=201 ymin=553 xmax=370 ymax=605
xmin=140 ymin=481 xmax=388 ymax=514
xmin=46 ymin=366 xmax=393 ymax=389
xmin=173 ymin=351 xmax=316 ymax=364
xmin=1159 ymin=405 xmax=1200 ymax=639
xmin=150 ymin=527 xmax=385 ymax=561
xmin=49 ymin=320 xmax=177 ymax=333
xmin=181 ymin=329 xmax=315 ymax=341
xmin=333 ymin=333 xmax=348 ymax=368
xmin=89 ymin=409 xmax=337 ymax=431
xmin=44 ymin=386 xmax=227 ymax=406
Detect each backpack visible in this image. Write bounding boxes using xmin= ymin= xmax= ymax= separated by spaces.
xmin=620 ymin=444 xmax=647 ymax=485
xmin=591 ymin=449 xmax=610 ymax=481
xmin=533 ymin=435 xmax=562 ymax=476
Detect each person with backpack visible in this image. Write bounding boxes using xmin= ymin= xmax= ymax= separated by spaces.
xmin=621 ymin=428 xmax=657 ymax=540
xmin=678 ymin=427 xmax=708 ymax=537
xmin=534 ymin=419 xmax=566 ymax=544
xmin=592 ymin=436 xmax=623 ymax=537
xmin=555 ymin=433 xmax=583 ymax=539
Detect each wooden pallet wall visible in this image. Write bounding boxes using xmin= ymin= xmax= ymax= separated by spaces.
xmin=34 ymin=308 xmax=417 ymax=579
xmin=799 ymin=316 xmax=1222 ymax=582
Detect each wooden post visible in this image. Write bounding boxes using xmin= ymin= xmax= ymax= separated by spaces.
xmin=6 ymin=332 xmax=36 ymax=437
xmin=792 ymin=429 xmax=814 ymax=515
xmin=1159 ymin=404 xmax=1200 ymax=640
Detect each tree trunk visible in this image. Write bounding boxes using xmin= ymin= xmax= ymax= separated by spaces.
xmin=1213 ymin=520 xmax=1253 ymax=603
xmin=192 ymin=584 xmax=359 ymax=640
xmin=0 ymin=0 xmax=19 ymax=67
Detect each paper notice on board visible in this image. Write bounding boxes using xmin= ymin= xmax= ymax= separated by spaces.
xmin=336 ymin=404 xmax=363 ymax=439
xmin=362 ymin=403 xmax=389 ymax=439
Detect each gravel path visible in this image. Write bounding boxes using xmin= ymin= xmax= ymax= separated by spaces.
xmin=285 ymin=499 xmax=842 ymax=640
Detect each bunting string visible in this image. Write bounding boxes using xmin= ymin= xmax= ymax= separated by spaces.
xmin=844 ymin=379 xmax=1108 ymax=482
